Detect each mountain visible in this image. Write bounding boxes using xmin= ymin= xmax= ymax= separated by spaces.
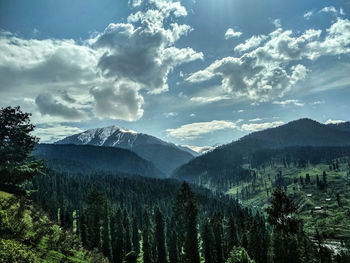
xmin=33 ymin=144 xmax=164 ymax=178
xmin=179 ymin=145 xmax=216 ymax=156
xmin=327 ymin=121 xmax=350 ymax=133
xmin=55 ymin=126 xmax=194 ymax=175
xmin=173 ymin=118 xmax=350 ymax=183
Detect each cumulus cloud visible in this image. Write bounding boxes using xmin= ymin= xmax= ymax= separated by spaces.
xmin=187 ymin=18 xmax=350 ymax=102
xmin=234 ymin=35 xmax=267 ymax=53
xmin=325 ymin=119 xmax=346 ymax=125
xmin=225 ymin=28 xmax=242 ymax=39
xmin=0 ymin=0 xmax=202 ymax=123
xmin=90 ymin=83 xmax=144 ymax=121
xmin=241 ymin=121 xmax=284 ymax=132
xmin=166 ymin=120 xmax=240 ymax=140
xmin=273 ymin=99 xmax=304 ymax=107
xmin=35 ymin=93 xmax=87 ymax=120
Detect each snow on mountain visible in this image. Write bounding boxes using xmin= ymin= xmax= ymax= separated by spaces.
xmin=179 ymin=145 xmax=216 ymax=156
xmin=55 ymin=126 xmax=194 ymax=175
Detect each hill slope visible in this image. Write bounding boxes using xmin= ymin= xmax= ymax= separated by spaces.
xmin=173 ymin=118 xmax=350 ymax=184
xmin=55 ymin=126 xmax=194 ymax=175
xmin=33 ymin=144 xmax=164 ymax=178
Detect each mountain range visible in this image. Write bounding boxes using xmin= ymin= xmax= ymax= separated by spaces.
xmin=55 ymin=126 xmax=194 ymax=175
xmin=173 ymin=119 xmax=350 ymax=182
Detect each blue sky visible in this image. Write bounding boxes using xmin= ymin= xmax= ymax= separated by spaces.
xmin=0 ymin=0 xmax=350 ymax=148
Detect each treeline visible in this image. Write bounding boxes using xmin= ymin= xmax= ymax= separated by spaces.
xmin=30 ymin=171 xmax=264 ymax=262
xmin=29 ymin=170 xmax=350 ymax=263
xmin=250 ymin=146 xmax=350 ymax=169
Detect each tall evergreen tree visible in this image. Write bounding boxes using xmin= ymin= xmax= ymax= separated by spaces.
xmin=142 ymin=208 xmax=154 ymax=263
xmin=201 ymin=219 xmax=215 ymax=263
xmin=132 ymin=216 xmax=140 ymax=256
xmin=112 ymin=208 xmax=125 ymax=263
xmin=155 ymin=208 xmax=167 ymax=263
xmin=0 ymin=106 xmax=44 ymax=194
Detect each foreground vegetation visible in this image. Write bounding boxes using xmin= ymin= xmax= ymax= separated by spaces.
xmin=2 ymin=106 xmax=350 ymax=263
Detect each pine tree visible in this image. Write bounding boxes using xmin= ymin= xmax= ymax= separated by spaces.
xmin=142 ymin=208 xmax=154 ymax=263
xmin=201 ymin=219 xmax=215 ymax=263
xmin=0 ymin=106 xmax=44 ymax=194
xmin=168 ymin=218 xmax=179 ymax=263
xmin=155 ymin=208 xmax=167 ymax=263
xmin=212 ymin=213 xmax=224 ymax=263
xmin=132 ymin=217 xmax=140 ymax=256
xmin=123 ymin=210 xmax=132 ymax=254
xmin=225 ymin=216 xmax=239 ymax=256
xmin=112 ymin=208 xmax=125 ymax=263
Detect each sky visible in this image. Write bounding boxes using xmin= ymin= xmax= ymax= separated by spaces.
xmin=0 ymin=0 xmax=350 ymax=147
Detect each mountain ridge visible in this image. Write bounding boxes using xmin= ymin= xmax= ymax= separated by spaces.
xmin=172 ymin=118 xmax=350 ymax=183
xmin=55 ymin=126 xmax=195 ymax=175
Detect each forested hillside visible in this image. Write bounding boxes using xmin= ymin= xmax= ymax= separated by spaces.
xmin=173 ymin=119 xmax=350 ymax=187
xmin=33 ymin=144 xmax=164 ymax=178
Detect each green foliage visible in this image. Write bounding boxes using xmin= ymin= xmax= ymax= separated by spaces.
xmin=0 ymin=106 xmax=44 ymax=194
xmin=0 ymin=238 xmax=38 ymax=263
xmin=226 ymin=247 xmax=255 ymax=263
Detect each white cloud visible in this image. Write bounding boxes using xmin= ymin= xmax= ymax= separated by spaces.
xmin=320 ymin=6 xmax=338 ymax=14
xmin=311 ymin=100 xmax=325 ymax=105
xmin=225 ymin=28 xmax=242 ymax=40
xmin=166 ymin=120 xmax=240 ymax=140
xmin=164 ymin=112 xmax=178 ymax=118
xmin=234 ymin=35 xmax=267 ymax=53
xmin=0 ymin=0 xmax=203 ymax=123
xmin=273 ymin=99 xmax=304 ymax=107
xmin=272 ymin=19 xmax=282 ymax=28
xmin=304 ymin=11 xmax=313 ymax=20
xmin=90 ymin=83 xmax=144 ymax=121
xmin=249 ymin=118 xmax=263 ymax=122
xmin=325 ymin=119 xmax=346 ymax=125
xmin=190 ymin=95 xmax=230 ymax=104
xmin=187 ymin=19 xmax=350 ymax=102
xmin=241 ymin=121 xmax=284 ymax=132
xmin=33 ymin=124 xmax=84 ymax=143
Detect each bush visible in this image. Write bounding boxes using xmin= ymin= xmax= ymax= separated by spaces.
xmin=226 ymin=247 xmax=255 ymax=263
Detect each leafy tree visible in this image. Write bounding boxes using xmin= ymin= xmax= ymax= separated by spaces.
xmin=226 ymin=247 xmax=255 ymax=263
xmin=0 ymin=106 xmax=44 ymax=194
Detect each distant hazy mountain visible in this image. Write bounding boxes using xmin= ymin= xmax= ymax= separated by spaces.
xmin=55 ymin=126 xmax=194 ymax=175
xmin=173 ymin=118 xmax=350 ymax=182
xmin=33 ymin=144 xmax=164 ymax=178
xmin=327 ymin=121 xmax=350 ymax=133
xmin=179 ymin=145 xmax=216 ymax=156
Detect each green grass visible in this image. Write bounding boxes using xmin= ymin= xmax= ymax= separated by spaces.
xmin=228 ymin=159 xmax=350 ymax=243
